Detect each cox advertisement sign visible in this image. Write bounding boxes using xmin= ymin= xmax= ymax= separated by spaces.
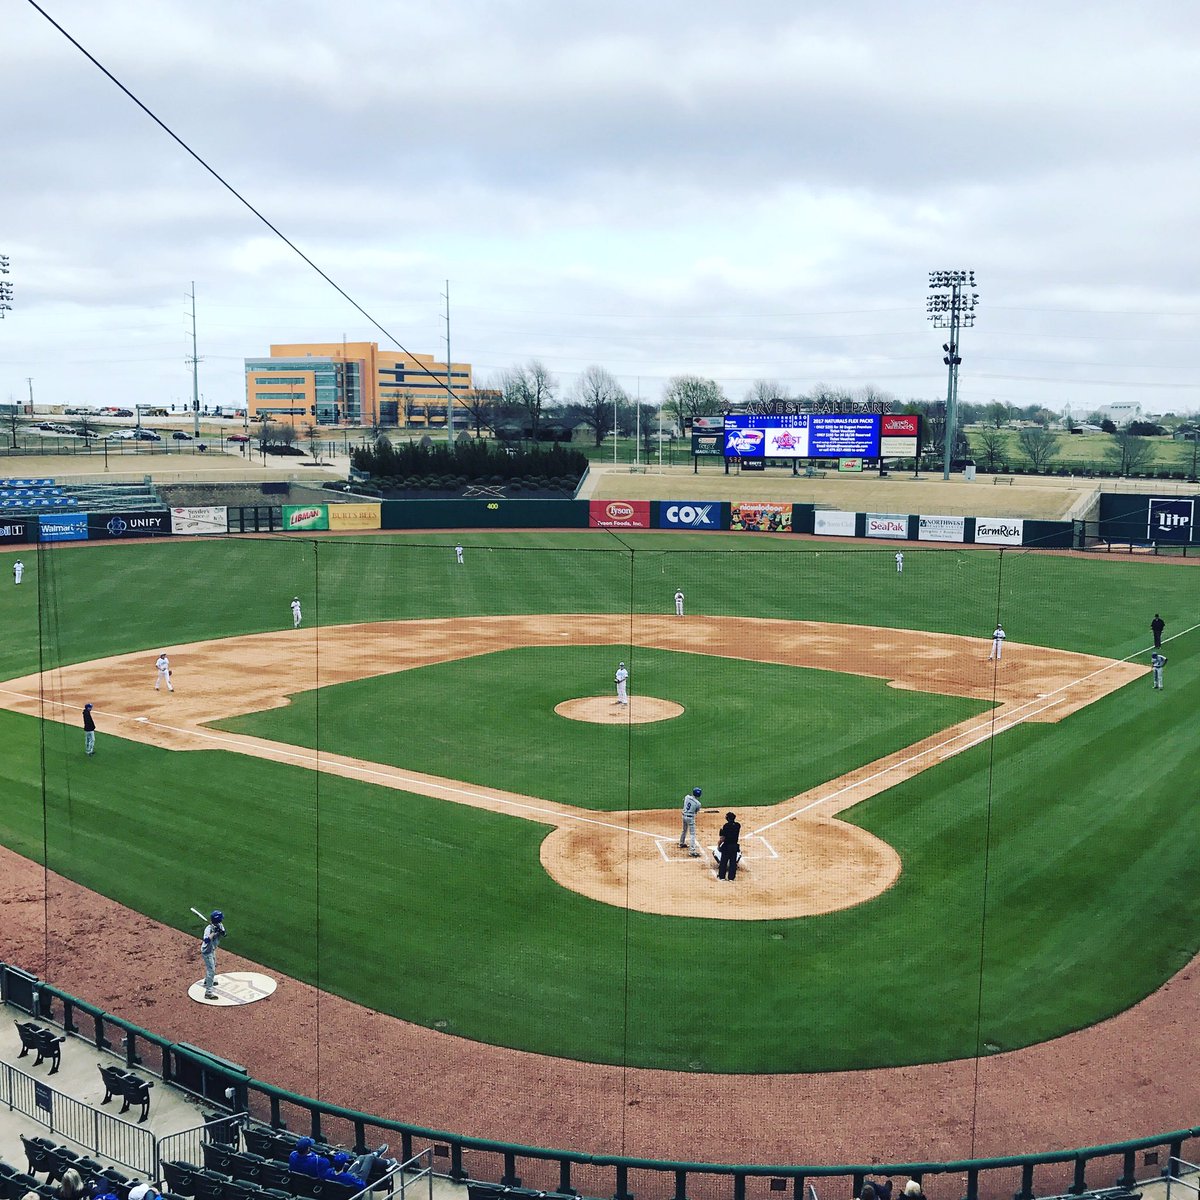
xmin=865 ymin=513 xmax=908 ymax=539
xmin=1148 ymin=498 xmax=1194 ymax=543
xmin=589 ymin=500 xmax=651 ymax=529
xmin=974 ymin=517 xmax=1024 ymax=546
xmin=658 ymin=502 xmax=723 ymax=530
xmin=88 ymin=511 xmax=170 ymax=539
xmin=39 ymin=513 xmax=88 ymax=542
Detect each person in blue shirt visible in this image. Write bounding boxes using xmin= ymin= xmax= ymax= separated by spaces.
xmin=289 ymin=1137 xmax=329 ymax=1177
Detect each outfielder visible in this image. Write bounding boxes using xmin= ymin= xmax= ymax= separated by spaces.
xmin=12 ymin=558 xmax=23 ymax=585
xmin=895 ymin=551 xmax=904 ymax=574
xmin=154 ymin=653 xmax=173 ymax=692
xmin=455 ymin=543 xmax=464 ymax=565
xmin=1151 ymin=651 xmax=1167 ymax=690
xmin=987 ymin=623 xmax=1006 ymax=661
xmin=614 ymin=662 xmax=629 ymax=705
xmin=678 ymin=787 xmax=703 ymax=856
xmin=200 ymin=910 xmax=227 ymax=999
xmin=291 ymin=596 xmax=302 ymax=628
xmin=674 ymin=589 xmax=685 ymax=616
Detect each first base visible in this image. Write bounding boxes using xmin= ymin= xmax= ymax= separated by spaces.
xmin=188 ymin=971 xmax=277 ymax=1006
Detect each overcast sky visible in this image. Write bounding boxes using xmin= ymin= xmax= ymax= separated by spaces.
xmin=2 ymin=0 xmax=1199 ymax=416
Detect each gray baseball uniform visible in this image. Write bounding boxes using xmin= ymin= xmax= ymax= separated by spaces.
xmin=679 ymin=792 xmax=702 ymax=855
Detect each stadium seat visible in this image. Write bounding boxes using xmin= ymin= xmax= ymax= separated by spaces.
xmin=19 ymin=1137 xmax=53 ymax=1177
xmin=203 ymin=1115 xmax=243 ymax=1150
xmin=201 ymin=1145 xmax=236 ymax=1177
xmin=192 ymin=1170 xmax=229 ymax=1200
xmin=240 ymin=1130 xmax=278 ymax=1160
xmin=161 ymin=1162 xmax=200 ymax=1197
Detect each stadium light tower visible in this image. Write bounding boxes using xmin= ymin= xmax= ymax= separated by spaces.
xmin=926 ymin=270 xmax=979 ymax=480
xmin=0 ymin=255 xmax=13 ymax=320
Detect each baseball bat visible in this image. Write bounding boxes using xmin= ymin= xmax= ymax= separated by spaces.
xmin=190 ymin=906 xmax=207 ymax=922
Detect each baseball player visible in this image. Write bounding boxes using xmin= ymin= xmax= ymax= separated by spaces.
xmin=200 ymin=909 xmax=227 ymax=999
xmin=12 ymin=558 xmax=23 ymax=585
xmin=678 ymin=787 xmax=703 ymax=856
xmin=1151 ymin=613 xmax=1165 ymax=649
xmin=674 ymin=588 xmax=685 ymax=616
xmin=82 ymin=703 xmax=96 ymax=756
xmin=614 ymin=662 xmax=629 ymax=705
xmin=895 ymin=551 xmax=904 ymax=574
xmin=455 ymin=543 xmax=464 ymax=565
xmin=154 ymin=653 xmax=173 ymax=692
xmin=291 ymin=596 xmax=302 ymax=628
xmin=1151 ymin=651 xmax=1167 ymax=690
xmin=987 ymin=623 xmax=1006 ymax=661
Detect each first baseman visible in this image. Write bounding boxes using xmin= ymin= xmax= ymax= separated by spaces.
xmin=200 ymin=909 xmax=227 ymax=999
xmin=154 ymin=653 xmax=173 ymax=692
xmin=1151 ymin=651 xmax=1167 ymax=689
xmin=679 ymin=787 xmax=703 ymax=856
xmin=12 ymin=558 xmax=23 ymax=585
xmin=988 ymin=624 xmax=1006 ymax=660
xmin=674 ymin=589 xmax=685 ymax=616
xmin=614 ymin=662 xmax=629 ymax=705
xmin=291 ymin=596 xmax=302 ymax=628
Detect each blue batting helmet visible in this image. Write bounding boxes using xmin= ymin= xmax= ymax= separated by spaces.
xmin=210 ymin=910 xmax=224 ymax=922
xmin=693 ymin=787 xmax=702 ymax=797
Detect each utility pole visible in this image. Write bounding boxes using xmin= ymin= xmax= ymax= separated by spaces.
xmin=0 ymin=255 xmax=13 ymax=326
xmin=26 ymin=378 xmax=33 ymax=413
xmin=443 ymin=280 xmax=455 ymax=446
xmin=926 ymin=270 xmax=979 ymax=480
xmin=186 ymin=283 xmax=202 ymax=439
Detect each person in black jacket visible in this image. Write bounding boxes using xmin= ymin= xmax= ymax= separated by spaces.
xmin=83 ymin=703 xmax=96 ymax=756
xmin=718 ymin=812 xmax=741 ymax=880
xmin=1151 ymin=613 xmax=1165 ymax=648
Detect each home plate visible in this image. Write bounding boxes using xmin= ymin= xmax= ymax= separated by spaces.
xmin=136 ymin=717 xmax=149 ymax=723
xmin=188 ymin=972 xmax=276 ymax=1006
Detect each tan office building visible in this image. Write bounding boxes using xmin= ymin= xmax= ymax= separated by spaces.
xmin=244 ymin=341 xmax=475 ymax=428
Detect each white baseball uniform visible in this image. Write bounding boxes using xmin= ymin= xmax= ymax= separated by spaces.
xmin=988 ymin=626 xmax=1006 ymax=660
xmin=679 ymin=792 xmax=702 ymax=855
xmin=674 ymin=590 xmax=685 ymax=616
xmin=614 ymin=664 xmax=629 ymax=705
xmin=455 ymin=544 xmax=464 ymax=564
xmin=13 ymin=559 xmax=23 ymax=585
xmin=155 ymin=653 xmax=173 ymax=692
xmin=895 ymin=552 xmax=904 ymax=574
xmin=291 ymin=598 xmax=302 ymax=628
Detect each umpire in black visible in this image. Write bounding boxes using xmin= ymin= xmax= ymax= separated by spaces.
xmin=718 ymin=812 xmax=741 ymax=881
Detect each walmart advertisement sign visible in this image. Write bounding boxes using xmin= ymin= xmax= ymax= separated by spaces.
xmin=724 ymin=414 xmax=881 ymax=458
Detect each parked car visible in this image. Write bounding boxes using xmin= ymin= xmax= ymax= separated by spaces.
xmin=171 ymin=430 xmax=193 ymax=440
xmin=133 ymin=429 xmax=162 ymax=441
xmin=113 ymin=408 xmax=134 ymax=417
xmin=227 ymin=433 xmax=250 ymax=442
xmin=107 ymin=429 xmax=138 ymax=440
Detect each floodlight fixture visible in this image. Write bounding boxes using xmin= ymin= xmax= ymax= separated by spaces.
xmin=926 ymin=268 xmax=979 ymax=479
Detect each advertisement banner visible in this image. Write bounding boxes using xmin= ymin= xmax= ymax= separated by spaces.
xmin=39 ymin=513 xmax=88 ymax=542
xmin=865 ymin=512 xmax=909 ymax=539
xmin=0 ymin=478 xmax=54 ymax=487
xmin=589 ymin=500 xmax=651 ymax=529
xmin=328 ymin=503 xmax=382 ymax=531
xmin=0 ymin=519 xmax=31 ymax=544
xmin=918 ymin=514 xmax=966 ymax=543
xmin=658 ymin=502 xmax=723 ymax=530
xmin=88 ymin=510 xmax=171 ymax=539
xmin=0 ymin=488 xmax=63 ymax=497
xmin=724 ymin=414 xmax=882 ymax=458
xmin=691 ymin=434 xmax=724 ymax=457
xmin=974 ymin=517 xmax=1024 ymax=545
xmin=881 ymin=414 xmax=921 ymax=457
xmin=1147 ymin=497 xmax=1195 ymax=543
xmin=730 ymin=502 xmax=791 ymax=532
xmin=171 ymin=506 xmax=228 ymax=535
xmin=838 ymin=458 xmax=863 ymax=473
xmin=813 ymin=510 xmax=857 ymax=537
xmin=282 ymin=505 xmax=329 ymax=531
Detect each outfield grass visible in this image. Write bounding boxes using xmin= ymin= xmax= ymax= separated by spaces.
xmin=0 ymin=532 xmax=1196 ymax=1072
xmin=214 ymin=646 xmax=990 ymax=811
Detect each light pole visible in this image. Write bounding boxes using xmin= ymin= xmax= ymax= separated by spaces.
xmin=926 ymin=270 xmax=979 ymax=480
xmin=0 ymin=255 xmax=13 ymax=322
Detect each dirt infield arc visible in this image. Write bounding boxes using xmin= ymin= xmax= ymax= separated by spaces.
xmin=0 ymin=615 xmax=1143 ymax=921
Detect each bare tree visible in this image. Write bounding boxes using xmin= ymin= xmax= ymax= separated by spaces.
xmin=462 ymin=389 xmax=497 ymax=438
xmin=401 ymin=391 xmax=420 ymax=427
xmin=1018 ymin=427 xmax=1061 ymax=473
xmin=744 ymin=379 xmax=788 ymax=406
xmin=304 ymin=423 xmax=322 ymax=461
xmin=4 ymin=407 xmax=21 ymax=449
xmin=1105 ymin=430 xmax=1156 ymax=475
xmin=976 ymin=427 xmax=1008 ymax=472
xmin=662 ymin=376 xmax=726 ymax=433
xmin=502 ymin=360 xmax=557 ymax=440
xmin=572 ymin=366 xmax=626 ymax=446
xmin=76 ymin=412 xmax=99 ymax=438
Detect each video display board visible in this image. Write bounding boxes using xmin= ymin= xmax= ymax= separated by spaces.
xmin=724 ymin=414 xmax=882 ymax=458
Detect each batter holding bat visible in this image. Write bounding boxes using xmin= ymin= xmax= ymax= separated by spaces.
xmin=194 ymin=908 xmax=227 ymax=999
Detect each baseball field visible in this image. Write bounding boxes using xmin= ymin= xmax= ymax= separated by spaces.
xmin=0 ymin=530 xmax=1197 ymax=1161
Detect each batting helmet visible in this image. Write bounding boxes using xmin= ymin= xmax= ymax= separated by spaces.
xmin=210 ymin=910 xmax=224 ymax=922
xmin=693 ymin=787 xmax=702 ymax=797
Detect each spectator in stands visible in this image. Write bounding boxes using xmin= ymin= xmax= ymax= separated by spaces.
xmin=59 ymin=1170 xmax=88 ymax=1200
xmin=902 ymin=1182 xmax=926 ymax=1200
xmin=128 ymin=1186 xmax=161 ymax=1200
xmin=325 ymin=1146 xmax=397 ymax=1188
xmin=289 ymin=1137 xmax=329 ymax=1177
xmin=23 ymin=1191 xmax=42 ymax=1200
xmin=860 ymin=1179 xmax=893 ymax=1200
xmin=88 ymin=1183 xmax=119 ymax=1200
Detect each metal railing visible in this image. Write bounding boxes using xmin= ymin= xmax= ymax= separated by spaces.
xmin=1164 ymin=1159 xmax=1200 ymax=1200
xmin=5 ymin=965 xmax=1199 ymax=1200
xmin=0 ymin=1057 xmax=157 ymax=1175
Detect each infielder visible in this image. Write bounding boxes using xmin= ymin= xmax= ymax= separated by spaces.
xmin=674 ymin=589 xmax=685 ymax=616
xmin=1151 ymin=651 xmax=1167 ymax=690
xmin=154 ymin=652 xmax=173 ymax=692
xmin=200 ymin=909 xmax=227 ymax=999
xmin=614 ymin=662 xmax=629 ymax=705
xmin=987 ymin=623 xmax=1006 ymax=661
xmin=291 ymin=596 xmax=302 ymax=628
xmin=895 ymin=551 xmax=904 ymax=574
xmin=455 ymin=543 xmax=464 ymax=565
xmin=678 ymin=787 xmax=703 ymax=856
xmin=12 ymin=559 xmax=23 ymax=585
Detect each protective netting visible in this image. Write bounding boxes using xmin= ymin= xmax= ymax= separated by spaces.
xmin=4 ymin=532 xmax=1196 ymax=1172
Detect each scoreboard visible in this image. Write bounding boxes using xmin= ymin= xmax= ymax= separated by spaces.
xmin=723 ymin=413 xmax=920 ymax=460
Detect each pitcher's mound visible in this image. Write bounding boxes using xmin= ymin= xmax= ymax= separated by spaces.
xmin=556 ymin=696 xmax=684 ymax=724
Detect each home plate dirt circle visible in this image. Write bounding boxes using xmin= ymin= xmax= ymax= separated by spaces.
xmin=188 ymin=971 xmax=277 ymax=1006
xmin=555 ymin=695 xmax=684 ymax=723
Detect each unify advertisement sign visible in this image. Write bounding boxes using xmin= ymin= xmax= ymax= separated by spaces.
xmin=1147 ymin=497 xmax=1195 ymax=542
xmin=657 ymin=502 xmax=722 ymax=530
xmin=865 ymin=513 xmax=909 ymax=539
xmin=88 ymin=511 xmax=170 ymax=539
xmin=974 ymin=517 xmax=1024 ymax=545
xmin=589 ymin=500 xmax=651 ymax=529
